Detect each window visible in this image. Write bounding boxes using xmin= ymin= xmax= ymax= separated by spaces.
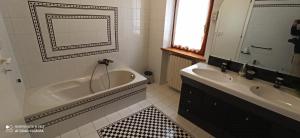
xmin=172 ymin=0 xmax=214 ymax=55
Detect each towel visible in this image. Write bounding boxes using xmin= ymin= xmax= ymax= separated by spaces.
xmin=291 ymin=20 xmax=300 ymax=36
xmin=295 ymin=40 xmax=300 ymax=53
xmin=291 ymin=54 xmax=300 ymax=77
xmin=289 ymin=20 xmax=300 ymax=53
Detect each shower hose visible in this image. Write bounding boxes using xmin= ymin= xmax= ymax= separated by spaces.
xmin=89 ymin=64 xmax=110 ymax=93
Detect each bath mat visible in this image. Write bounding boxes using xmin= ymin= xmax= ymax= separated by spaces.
xmin=97 ymin=105 xmax=193 ymax=138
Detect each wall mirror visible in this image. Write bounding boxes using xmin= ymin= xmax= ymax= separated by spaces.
xmin=211 ymin=0 xmax=300 ymax=77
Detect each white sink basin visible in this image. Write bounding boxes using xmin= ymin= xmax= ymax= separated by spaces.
xmin=250 ymin=85 xmax=300 ymax=110
xmin=192 ymin=68 xmax=233 ymax=83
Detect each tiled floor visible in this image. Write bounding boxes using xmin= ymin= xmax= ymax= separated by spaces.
xmin=56 ymin=84 xmax=213 ymax=138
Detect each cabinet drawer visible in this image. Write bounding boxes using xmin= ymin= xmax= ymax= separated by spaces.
xmin=179 ymin=84 xmax=193 ymax=114
xmin=224 ymin=105 xmax=271 ymax=137
xmin=199 ymin=96 xmax=227 ymax=127
xmin=180 ymin=78 xmax=300 ymax=137
xmin=180 ymin=84 xmax=205 ymax=114
xmin=181 ymin=84 xmax=198 ymax=98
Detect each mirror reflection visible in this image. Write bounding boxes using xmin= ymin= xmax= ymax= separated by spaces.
xmin=211 ymin=0 xmax=300 ymax=77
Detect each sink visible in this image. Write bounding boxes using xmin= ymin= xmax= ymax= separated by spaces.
xmin=192 ymin=68 xmax=233 ymax=83
xmin=250 ymin=85 xmax=300 ymax=109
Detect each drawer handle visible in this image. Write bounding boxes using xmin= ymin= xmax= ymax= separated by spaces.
xmin=213 ymin=102 xmax=217 ymax=106
xmin=187 ymin=100 xmax=192 ymax=104
xmin=188 ymin=91 xmax=192 ymax=94
xmin=186 ymin=109 xmax=190 ymax=112
xmin=245 ymin=117 xmax=249 ymax=121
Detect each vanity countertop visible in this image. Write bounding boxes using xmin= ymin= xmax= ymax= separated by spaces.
xmin=180 ymin=62 xmax=300 ymax=122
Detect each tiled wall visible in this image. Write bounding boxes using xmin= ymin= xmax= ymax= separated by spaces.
xmin=0 ymin=0 xmax=150 ymax=89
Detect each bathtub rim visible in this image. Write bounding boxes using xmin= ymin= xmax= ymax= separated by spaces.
xmin=24 ymin=67 xmax=147 ymax=118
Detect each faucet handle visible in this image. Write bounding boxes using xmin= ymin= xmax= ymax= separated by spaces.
xmin=98 ymin=58 xmax=114 ymax=66
xmin=276 ymin=77 xmax=284 ymax=81
xmin=106 ymin=59 xmax=114 ymax=63
xmin=222 ymin=62 xmax=228 ymax=66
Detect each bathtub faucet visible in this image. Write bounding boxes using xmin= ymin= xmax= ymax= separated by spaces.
xmin=98 ymin=59 xmax=114 ymax=66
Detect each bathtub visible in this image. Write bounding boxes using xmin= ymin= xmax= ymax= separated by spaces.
xmin=24 ymin=67 xmax=147 ymax=138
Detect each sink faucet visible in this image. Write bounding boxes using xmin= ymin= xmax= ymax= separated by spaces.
xmin=274 ymin=77 xmax=284 ymax=89
xmin=98 ymin=59 xmax=114 ymax=66
xmin=220 ymin=60 xmax=230 ymax=72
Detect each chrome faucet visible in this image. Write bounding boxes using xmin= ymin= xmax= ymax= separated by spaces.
xmin=274 ymin=77 xmax=284 ymax=89
xmin=98 ymin=59 xmax=114 ymax=66
xmin=221 ymin=62 xmax=228 ymax=72
xmin=220 ymin=60 xmax=231 ymax=72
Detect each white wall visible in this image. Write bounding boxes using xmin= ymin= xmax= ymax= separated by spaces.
xmin=0 ymin=10 xmax=30 ymax=138
xmin=147 ymin=0 xmax=167 ymax=83
xmin=1 ymin=0 xmax=150 ymax=89
xmin=0 ymin=4 xmax=27 ymax=109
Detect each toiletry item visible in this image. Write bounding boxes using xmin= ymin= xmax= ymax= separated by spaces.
xmin=241 ymin=48 xmax=250 ymax=55
xmin=245 ymin=70 xmax=255 ymax=80
xmin=239 ymin=64 xmax=247 ymax=76
xmin=291 ymin=54 xmax=300 ymax=76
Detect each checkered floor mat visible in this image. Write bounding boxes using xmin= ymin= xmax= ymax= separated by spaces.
xmin=97 ymin=105 xmax=193 ymax=138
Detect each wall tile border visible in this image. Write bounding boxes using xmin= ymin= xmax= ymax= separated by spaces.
xmin=28 ymin=1 xmax=119 ymax=62
xmin=254 ymin=4 xmax=300 ymax=8
xmin=25 ymin=80 xmax=147 ymax=123
xmin=45 ymin=14 xmax=112 ymax=51
xmin=39 ymin=88 xmax=146 ymax=128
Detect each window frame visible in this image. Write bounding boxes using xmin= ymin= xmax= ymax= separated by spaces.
xmin=171 ymin=0 xmax=215 ymax=55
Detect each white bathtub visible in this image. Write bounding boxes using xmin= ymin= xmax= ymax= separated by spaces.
xmin=24 ymin=67 xmax=147 ymax=138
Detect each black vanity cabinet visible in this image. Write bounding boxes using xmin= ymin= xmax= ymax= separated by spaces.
xmin=179 ymin=76 xmax=300 ymax=138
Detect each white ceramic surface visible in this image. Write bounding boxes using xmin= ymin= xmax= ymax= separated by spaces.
xmin=181 ymin=62 xmax=300 ymax=122
xmin=250 ymin=85 xmax=300 ymax=112
xmin=24 ymin=66 xmax=145 ymax=116
xmin=192 ymin=68 xmax=233 ymax=83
